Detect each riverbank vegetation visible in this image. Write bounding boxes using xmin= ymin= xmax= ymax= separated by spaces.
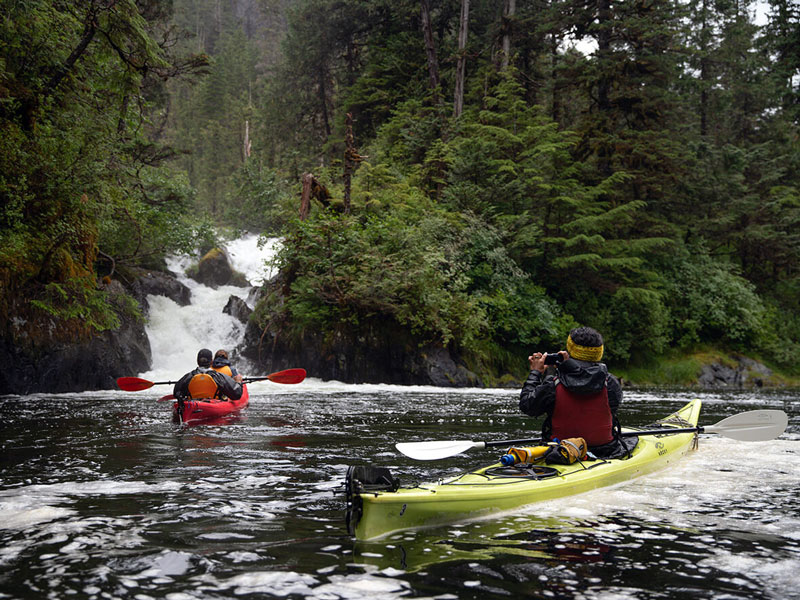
xmin=2 ymin=0 xmax=798 ymax=384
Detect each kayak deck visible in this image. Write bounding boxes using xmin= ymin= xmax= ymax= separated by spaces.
xmin=172 ymin=384 xmax=250 ymax=425
xmin=347 ymin=399 xmax=702 ymax=540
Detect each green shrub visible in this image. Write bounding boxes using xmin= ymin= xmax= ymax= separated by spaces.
xmin=663 ymin=248 xmax=766 ymax=348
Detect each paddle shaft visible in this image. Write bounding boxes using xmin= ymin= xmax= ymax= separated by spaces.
xmin=153 ymin=374 xmax=303 ymax=384
xmin=128 ymin=376 xmax=274 ymax=386
xmin=478 ymin=427 xmax=703 ymax=449
xmin=481 ymin=438 xmax=541 ymax=448
xmin=625 ymin=426 xmax=703 ymax=437
xmin=117 ymin=368 xmax=305 ymax=391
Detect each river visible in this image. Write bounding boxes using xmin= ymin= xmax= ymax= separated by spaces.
xmin=1 ymin=238 xmax=799 ymax=599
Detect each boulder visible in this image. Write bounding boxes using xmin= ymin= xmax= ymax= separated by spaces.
xmin=191 ymin=248 xmax=250 ymax=289
xmin=128 ymin=268 xmax=191 ymax=313
xmin=698 ymin=362 xmax=740 ymax=387
xmin=698 ymin=356 xmax=774 ymax=388
xmin=423 ymin=346 xmax=482 ymax=387
xmin=223 ymin=295 xmax=252 ymax=324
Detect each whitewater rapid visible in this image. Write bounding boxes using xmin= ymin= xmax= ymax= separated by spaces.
xmin=139 ymin=235 xmax=278 ymax=382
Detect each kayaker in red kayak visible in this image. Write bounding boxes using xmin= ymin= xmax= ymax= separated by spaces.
xmin=173 ymin=348 xmax=243 ymax=401
xmin=212 ymin=349 xmax=244 ymax=383
xmin=520 ymin=326 xmax=633 ymax=459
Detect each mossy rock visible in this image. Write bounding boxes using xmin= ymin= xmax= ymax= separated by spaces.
xmin=190 ymin=247 xmax=250 ymax=289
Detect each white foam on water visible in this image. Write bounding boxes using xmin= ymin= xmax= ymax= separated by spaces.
xmin=197 ymin=567 xmax=416 ymax=599
xmin=0 ymin=504 xmax=75 ymax=530
xmin=143 ymin=551 xmax=194 ymax=577
xmin=197 ymin=532 xmax=254 ymax=540
xmin=225 ymin=235 xmax=281 ymax=286
xmin=309 ymin=572 xmax=411 ymax=599
xmin=0 ymin=480 xmax=182 ymax=535
xmin=227 ymin=551 xmax=262 ymax=564
xmin=243 ymin=377 xmax=523 ymax=396
xmin=0 ymin=479 xmax=182 ymax=503
xmin=1 ymin=511 xmax=149 ymax=569
xmin=0 ymin=478 xmax=183 ymax=568
xmin=698 ymin=552 xmax=800 ymax=599
xmin=206 ymin=570 xmax=319 ymax=596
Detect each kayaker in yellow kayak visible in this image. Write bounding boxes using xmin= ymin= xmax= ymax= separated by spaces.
xmin=520 ymin=326 xmax=633 ymax=459
xmin=211 ymin=349 xmax=244 ymax=383
xmin=173 ymin=348 xmax=243 ymax=401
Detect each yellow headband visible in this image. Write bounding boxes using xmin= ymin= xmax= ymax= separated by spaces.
xmin=567 ymin=335 xmax=603 ymax=362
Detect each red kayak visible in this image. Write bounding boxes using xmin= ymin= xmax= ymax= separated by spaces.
xmin=172 ymin=384 xmax=250 ymax=425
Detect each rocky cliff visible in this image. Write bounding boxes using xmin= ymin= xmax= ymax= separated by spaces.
xmin=0 ymin=271 xmax=191 ymax=395
xmin=238 ymin=313 xmax=483 ymax=387
xmin=0 ymin=280 xmax=151 ymax=394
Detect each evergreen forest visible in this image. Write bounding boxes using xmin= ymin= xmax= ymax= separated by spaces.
xmin=2 ymin=0 xmax=799 ymax=385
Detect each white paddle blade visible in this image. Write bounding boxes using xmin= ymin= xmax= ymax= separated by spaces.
xmin=705 ymin=409 xmax=788 ymax=441
xmin=395 ymin=440 xmax=485 ymax=461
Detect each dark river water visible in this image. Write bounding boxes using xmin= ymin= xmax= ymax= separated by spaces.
xmin=1 ymin=382 xmax=798 ymax=599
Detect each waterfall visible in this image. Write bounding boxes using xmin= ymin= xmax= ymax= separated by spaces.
xmin=139 ymin=235 xmax=279 ymax=382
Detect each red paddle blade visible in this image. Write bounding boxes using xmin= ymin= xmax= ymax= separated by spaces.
xmin=158 ymin=394 xmax=175 ymax=402
xmin=267 ymin=368 xmax=307 ymax=384
xmin=117 ymin=377 xmax=155 ymax=391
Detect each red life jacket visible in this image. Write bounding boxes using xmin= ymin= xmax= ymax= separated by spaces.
xmin=551 ymin=380 xmax=613 ymax=446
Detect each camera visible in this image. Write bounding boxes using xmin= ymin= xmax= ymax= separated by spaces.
xmin=544 ymin=352 xmax=563 ymax=365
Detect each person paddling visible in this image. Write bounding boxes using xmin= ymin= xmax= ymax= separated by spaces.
xmin=211 ymin=349 xmax=244 ymax=383
xmin=173 ymin=348 xmax=243 ymax=401
xmin=520 ymin=326 xmax=632 ymax=459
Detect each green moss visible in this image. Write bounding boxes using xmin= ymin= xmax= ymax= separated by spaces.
xmin=202 ymin=247 xmax=225 ymax=262
xmin=615 ymin=355 xmax=703 ymax=387
xmin=614 ymin=347 xmax=800 ymax=388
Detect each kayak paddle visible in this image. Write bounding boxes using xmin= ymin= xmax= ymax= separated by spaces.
xmin=117 ymin=368 xmax=307 ymax=391
xmin=117 ymin=376 xmax=177 ymax=391
xmin=395 ymin=409 xmax=789 ymax=460
xmin=241 ymin=368 xmax=306 ymax=384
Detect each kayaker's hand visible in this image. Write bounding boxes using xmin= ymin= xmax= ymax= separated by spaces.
xmin=528 ymin=352 xmax=546 ymax=372
xmin=234 ymin=374 xmax=243 ymax=383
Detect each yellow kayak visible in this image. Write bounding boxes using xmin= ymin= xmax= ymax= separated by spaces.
xmin=347 ymin=399 xmax=702 ymax=540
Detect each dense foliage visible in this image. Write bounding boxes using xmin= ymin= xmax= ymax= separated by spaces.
xmin=249 ymin=0 xmax=799 ymax=376
xmin=0 ymin=0 xmax=212 ymax=344
xmin=2 ymin=0 xmax=798 ymax=379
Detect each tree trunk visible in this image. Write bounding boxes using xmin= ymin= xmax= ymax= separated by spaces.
xmin=318 ymin=69 xmax=332 ymax=138
xmin=45 ymin=20 xmax=97 ymax=97
xmin=243 ymin=120 xmax=252 ymax=161
xmin=300 ymin=173 xmax=333 ymax=220
xmin=300 ymin=173 xmax=313 ymax=221
xmin=699 ymin=0 xmax=709 ymax=137
xmin=597 ymin=0 xmax=612 ymax=114
xmin=420 ymin=0 xmax=441 ymax=104
xmin=453 ymin=0 xmax=470 ymax=118
xmin=343 ymin=113 xmax=362 ymax=215
xmin=501 ymin=0 xmax=515 ymax=70
xmin=550 ymin=32 xmax=560 ymax=123
xmin=596 ymin=0 xmax=613 ymax=178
